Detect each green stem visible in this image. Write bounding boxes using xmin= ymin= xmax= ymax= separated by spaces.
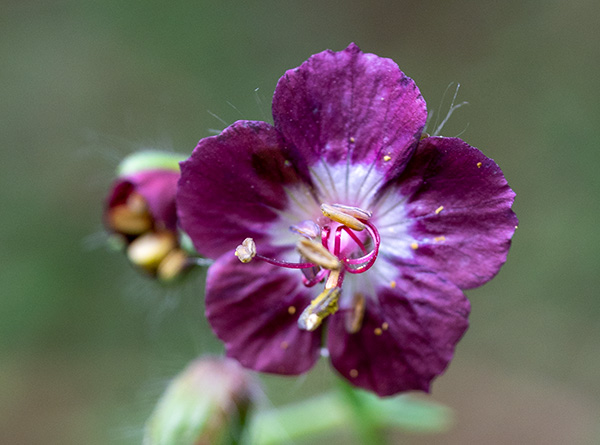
xmin=336 ymin=380 xmax=387 ymax=445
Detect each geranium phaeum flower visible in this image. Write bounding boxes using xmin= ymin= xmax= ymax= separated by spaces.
xmin=177 ymin=44 xmax=517 ymax=396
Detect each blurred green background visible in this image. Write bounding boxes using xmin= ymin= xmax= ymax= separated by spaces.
xmin=2 ymin=0 xmax=599 ymax=443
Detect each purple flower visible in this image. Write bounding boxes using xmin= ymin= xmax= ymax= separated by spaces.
xmin=177 ymin=44 xmax=517 ymax=396
xmin=105 ymin=151 xmax=191 ymax=282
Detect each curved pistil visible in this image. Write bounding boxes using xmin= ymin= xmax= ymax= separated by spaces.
xmin=234 ymin=202 xmax=380 ymax=332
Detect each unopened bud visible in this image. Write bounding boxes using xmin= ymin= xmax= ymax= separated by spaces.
xmin=157 ymin=248 xmax=189 ymax=282
xmin=127 ymin=231 xmax=177 ymax=271
xmin=104 ymin=150 xmax=204 ymax=282
xmin=144 ymin=357 xmax=258 ymax=445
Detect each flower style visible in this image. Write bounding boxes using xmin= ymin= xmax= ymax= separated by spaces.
xmin=105 ymin=150 xmax=192 ymax=282
xmin=177 ymin=44 xmax=517 ymax=396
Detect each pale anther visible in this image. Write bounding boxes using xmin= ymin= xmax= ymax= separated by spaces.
xmin=235 ymin=237 xmax=256 ymax=263
xmin=330 ymin=203 xmax=372 ymax=220
xmin=296 ymin=238 xmax=340 ymax=270
xmin=345 ymin=293 xmax=366 ymax=334
xmin=321 ymin=203 xmax=370 ymax=231
xmin=298 ymin=287 xmax=341 ymax=331
xmin=289 ymin=220 xmax=320 ymax=239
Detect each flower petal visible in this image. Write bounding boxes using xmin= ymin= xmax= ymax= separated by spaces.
xmin=107 ymin=170 xmax=180 ymax=231
xmin=205 ymin=249 xmax=322 ymax=375
xmin=328 ymin=270 xmax=470 ymax=396
xmin=177 ymin=121 xmax=310 ymax=259
xmin=273 ymin=43 xmax=426 ymax=178
xmin=392 ymin=137 xmax=518 ymax=289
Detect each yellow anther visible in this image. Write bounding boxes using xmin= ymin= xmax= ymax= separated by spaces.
xmin=383 ymin=155 xmax=391 ymax=162
xmin=297 ymin=238 xmax=341 ymax=270
xmin=321 ymin=203 xmax=371 ymax=231
xmin=477 ymin=162 xmax=482 ymax=168
xmin=410 ymin=242 xmax=419 ymax=250
xmin=433 ymin=235 xmax=446 ymax=242
xmin=235 ymin=238 xmax=256 ymax=263
xmin=298 ymin=287 xmax=341 ymax=331
xmin=374 ymin=327 xmax=383 ymax=336
xmin=321 ymin=204 xmax=365 ymax=231
xmin=345 ymin=293 xmax=366 ymax=334
xmin=330 ymin=203 xmax=372 ymax=220
xmin=435 ymin=205 xmax=444 ymax=215
xmin=350 ymin=369 xmax=359 ymax=378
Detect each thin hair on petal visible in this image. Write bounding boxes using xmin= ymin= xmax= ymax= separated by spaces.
xmin=428 ymin=82 xmax=469 ymax=137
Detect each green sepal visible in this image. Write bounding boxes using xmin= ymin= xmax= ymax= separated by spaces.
xmin=117 ymin=150 xmax=187 ymax=177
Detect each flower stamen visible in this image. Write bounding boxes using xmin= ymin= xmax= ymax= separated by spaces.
xmin=235 ymin=237 xmax=316 ymax=269
xmin=235 ymin=238 xmax=257 ymax=263
xmin=296 ymin=238 xmax=341 ymax=270
xmin=297 ymin=286 xmax=341 ymax=331
xmin=321 ymin=203 xmax=369 ymax=231
xmin=237 ymin=203 xmax=380 ymax=333
xmin=345 ymin=293 xmax=366 ymax=334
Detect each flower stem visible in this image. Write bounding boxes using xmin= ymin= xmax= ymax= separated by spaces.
xmin=336 ymin=380 xmax=388 ymax=445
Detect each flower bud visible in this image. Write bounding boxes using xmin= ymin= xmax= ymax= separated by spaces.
xmin=144 ymin=357 xmax=258 ymax=445
xmin=104 ymin=150 xmax=195 ymax=282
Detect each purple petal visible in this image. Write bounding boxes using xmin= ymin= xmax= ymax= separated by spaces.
xmin=177 ymin=121 xmax=310 ymax=259
xmin=273 ymin=43 xmax=427 ymax=177
xmin=328 ymin=270 xmax=470 ymax=396
xmin=205 ymin=249 xmax=322 ymax=375
xmin=393 ymin=137 xmax=518 ymax=289
xmin=107 ymin=169 xmax=179 ymax=231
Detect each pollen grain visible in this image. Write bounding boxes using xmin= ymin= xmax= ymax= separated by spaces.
xmin=288 ymin=306 xmax=296 ymax=315
xmin=410 ymin=242 xmax=419 ymax=250
xmin=435 ymin=206 xmax=444 ymax=215
xmin=374 ymin=327 xmax=383 ymax=336
xmin=383 ymin=155 xmax=391 ymax=162
xmin=382 ymin=322 xmax=389 ymax=331
xmin=350 ymin=369 xmax=359 ymax=378
xmin=390 ymin=280 xmax=396 ymax=289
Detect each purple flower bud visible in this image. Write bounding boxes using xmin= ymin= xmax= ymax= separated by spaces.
xmin=104 ymin=150 xmax=192 ymax=282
